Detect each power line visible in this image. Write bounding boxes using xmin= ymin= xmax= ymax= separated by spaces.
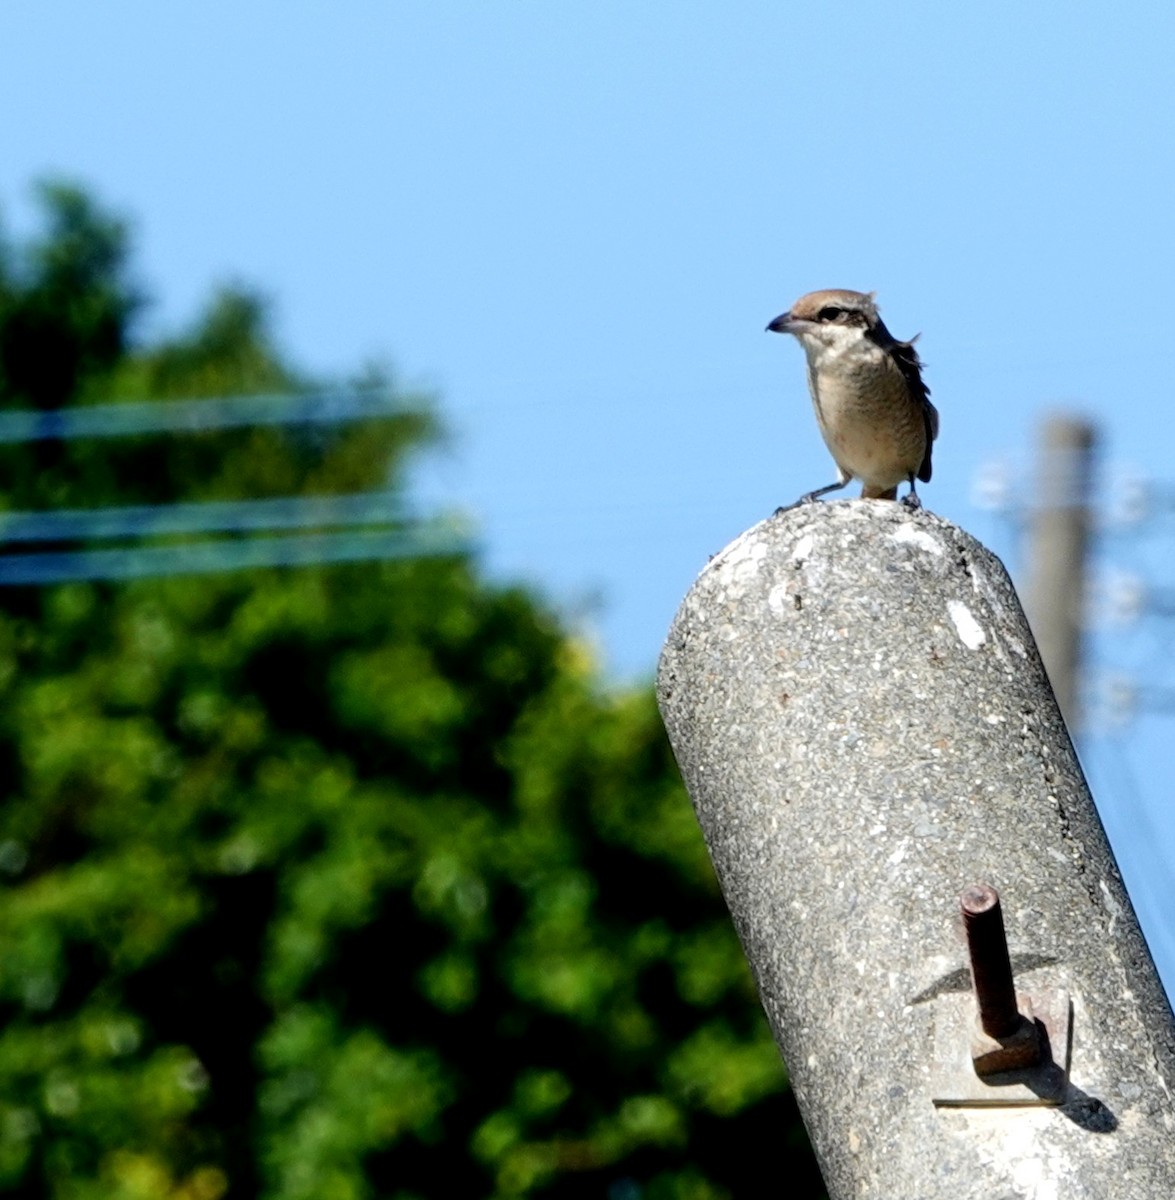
xmin=0 ymin=387 xmax=407 ymax=443
xmin=0 ymin=490 xmax=408 ymax=543
xmin=0 ymin=526 xmax=467 ymax=585
xmin=0 ymin=388 xmax=464 ymax=581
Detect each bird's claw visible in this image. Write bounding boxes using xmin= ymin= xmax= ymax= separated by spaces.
xmin=774 ymin=492 xmax=822 ymax=516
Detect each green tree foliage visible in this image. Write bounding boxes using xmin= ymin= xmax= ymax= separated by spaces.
xmin=0 ymin=184 xmax=137 ymax=414
xmin=0 ymin=185 xmax=822 ymax=1199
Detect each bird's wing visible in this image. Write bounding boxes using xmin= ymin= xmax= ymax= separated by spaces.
xmin=889 ymin=338 xmax=936 ymax=484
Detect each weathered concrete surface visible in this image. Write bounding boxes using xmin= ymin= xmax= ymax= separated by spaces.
xmin=656 ymin=501 xmax=1175 ymax=1200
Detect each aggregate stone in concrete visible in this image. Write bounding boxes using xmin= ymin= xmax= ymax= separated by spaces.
xmin=656 ymin=500 xmax=1175 ymax=1200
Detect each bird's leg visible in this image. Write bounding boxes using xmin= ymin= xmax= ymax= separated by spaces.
xmin=900 ymin=478 xmax=922 ymax=510
xmin=775 ymin=478 xmax=850 ymax=515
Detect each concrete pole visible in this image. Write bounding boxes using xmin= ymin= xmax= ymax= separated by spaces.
xmin=1022 ymin=414 xmax=1097 ymax=731
xmin=657 ymin=501 xmax=1175 ymax=1200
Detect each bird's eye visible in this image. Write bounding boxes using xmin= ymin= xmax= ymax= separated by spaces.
xmin=817 ymin=306 xmax=845 ymax=322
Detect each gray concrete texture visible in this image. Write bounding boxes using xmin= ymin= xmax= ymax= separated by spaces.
xmin=656 ymin=501 xmax=1175 ymax=1199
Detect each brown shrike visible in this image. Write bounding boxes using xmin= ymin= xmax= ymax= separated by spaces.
xmin=767 ymin=289 xmax=938 ymax=508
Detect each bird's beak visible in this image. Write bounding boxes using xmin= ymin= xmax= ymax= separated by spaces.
xmin=766 ymin=311 xmax=800 ymax=334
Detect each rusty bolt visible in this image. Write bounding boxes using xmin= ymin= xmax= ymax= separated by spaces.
xmin=961 ymin=883 xmax=1021 ymax=1037
xmin=961 ymin=883 xmax=1042 ymax=1075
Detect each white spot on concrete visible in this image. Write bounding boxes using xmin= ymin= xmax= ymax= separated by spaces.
xmin=711 ymin=532 xmax=769 ymax=589
xmin=792 ymin=533 xmax=815 ymax=563
xmin=948 ymin=600 xmax=986 ymax=650
xmin=970 ymin=1120 xmax=1065 ymax=1200
xmin=887 ymin=840 xmax=908 ymax=867
xmin=1100 ymin=878 xmax=1124 ymax=933
xmin=891 ymin=524 xmax=943 ymax=555
xmin=768 ymin=583 xmax=790 ymax=616
xmin=1013 ymin=1160 xmax=1053 ymax=1199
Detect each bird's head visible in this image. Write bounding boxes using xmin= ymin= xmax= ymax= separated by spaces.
xmin=766 ymin=289 xmax=883 ymax=358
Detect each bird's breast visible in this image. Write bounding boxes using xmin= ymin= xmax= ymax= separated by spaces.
xmin=807 ymin=360 xmax=926 ymax=489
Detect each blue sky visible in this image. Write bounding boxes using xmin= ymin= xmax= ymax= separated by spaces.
xmin=3 ymin=3 xmax=1175 ymax=991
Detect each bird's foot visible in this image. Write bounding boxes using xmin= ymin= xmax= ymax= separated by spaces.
xmin=900 ymin=491 xmax=923 ymax=511
xmin=774 ymin=493 xmax=822 ymax=516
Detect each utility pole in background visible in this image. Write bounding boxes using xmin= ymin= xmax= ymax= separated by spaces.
xmin=1022 ymin=413 xmax=1098 ymax=731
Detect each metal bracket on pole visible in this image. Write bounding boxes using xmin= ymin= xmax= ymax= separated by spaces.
xmin=931 ymin=884 xmax=1072 ymax=1107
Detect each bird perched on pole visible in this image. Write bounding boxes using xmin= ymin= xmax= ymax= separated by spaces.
xmin=766 ymin=289 xmax=938 ymax=507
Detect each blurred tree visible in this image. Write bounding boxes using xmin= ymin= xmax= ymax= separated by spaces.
xmin=0 ymin=185 xmax=823 ymax=1200
xmin=0 ymin=183 xmax=138 ymax=413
